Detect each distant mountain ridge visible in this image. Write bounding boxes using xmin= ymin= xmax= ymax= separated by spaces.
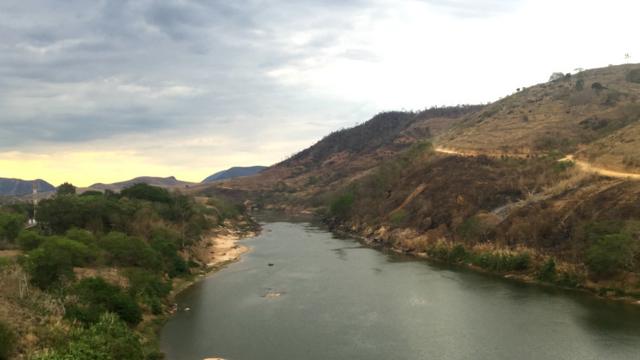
xmin=87 ymin=176 xmax=194 ymax=192
xmin=202 ymin=166 xmax=267 ymax=183
xmin=0 ymin=178 xmax=55 ymax=197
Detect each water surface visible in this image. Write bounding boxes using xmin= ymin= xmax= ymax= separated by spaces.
xmin=161 ymin=221 xmax=640 ymax=360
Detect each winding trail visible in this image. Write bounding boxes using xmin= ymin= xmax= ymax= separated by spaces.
xmin=434 ymin=146 xmax=640 ymax=181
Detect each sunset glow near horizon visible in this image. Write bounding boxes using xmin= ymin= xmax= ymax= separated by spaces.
xmin=1 ymin=0 xmax=639 ymax=187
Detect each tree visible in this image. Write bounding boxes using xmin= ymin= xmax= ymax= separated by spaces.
xmin=549 ymin=72 xmax=565 ymax=82
xmin=35 ymin=313 xmax=144 ymax=360
xmin=22 ymin=246 xmax=74 ymax=289
xmin=66 ymin=277 xmax=142 ymax=326
xmin=121 ymin=183 xmax=171 ymax=204
xmin=586 ymin=233 xmax=636 ymax=277
xmin=0 ymin=211 xmax=26 ymax=244
xmin=57 ymin=182 xmax=77 ymax=196
xmin=0 ymin=321 xmax=15 ymax=360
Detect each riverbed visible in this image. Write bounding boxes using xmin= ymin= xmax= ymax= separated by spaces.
xmin=161 ymin=220 xmax=640 ymax=360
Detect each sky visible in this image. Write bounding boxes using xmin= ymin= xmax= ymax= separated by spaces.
xmin=1 ymin=0 xmax=638 ymax=186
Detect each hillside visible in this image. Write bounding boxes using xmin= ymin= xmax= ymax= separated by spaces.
xmin=201 ymin=63 xmax=640 ymax=300
xmin=212 ymin=106 xmax=481 ymax=204
xmin=0 ymin=178 xmax=55 ymax=197
xmin=87 ymin=176 xmax=195 ymax=193
xmin=438 ymin=64 xmax=640 ymax=161
xmin=202 ymin=166 xmax=267 ymax=183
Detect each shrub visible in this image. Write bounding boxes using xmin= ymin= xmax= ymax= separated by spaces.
xmin=149 ymin=228 xmax=188 ymax=277
xmin=22 ymin=246 xmax=74 ymax=289
xmin=66 ymin=277 xmax=142 ymax=326
xmin=0 ymin=321 xmax=15 ymax=360
xmin=65 ymin=228 xmax=96 ymax=247
xmin=99 ymin=232 xmax=160 ymax=270
xmin=575 ymin=78 xmax=584 ymax=91
xmin=329 ymin=192 xmax=355 ymax=220
xmin=586 ymin=233 xmax=636 ymax=277
xmin=389 ymin=209 xmax=407 ymax=227
xmin=35 ymin=313 xmax=144 ymax=360
xmin=40 ymin=237 xmax=96 ymax=267
xmin=626 ymin=68 xmax=640 ymax=84
xmin=470 ymin=251 xmax=531 ymax=272
xmin=591 ymin=82 xmax=606 ymax=92
xmin=57 ymin=182 xmax=76 ymax=195
xmin=121 ymin=183 xmax=171 ymax=204
xmin=0 ymin=211 xmax=26 ymax=244
xmin=537 ymin=258 xmax=557 ymax=282
xmin=17 ymin=231 xmax=46 ymax=251
xmin=125 ymin=268 xmax=171 ymax=314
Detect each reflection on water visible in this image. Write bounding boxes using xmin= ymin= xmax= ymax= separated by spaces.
xmin=161 ymin=221 xmax=640 ymax=360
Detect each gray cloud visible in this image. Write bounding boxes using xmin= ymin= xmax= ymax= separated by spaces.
xmin=0 ymin=0 xmax=519 ymax=153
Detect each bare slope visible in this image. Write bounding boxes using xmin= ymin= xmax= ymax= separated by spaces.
xmin=438 ymin=64 xmax=640 ymax=159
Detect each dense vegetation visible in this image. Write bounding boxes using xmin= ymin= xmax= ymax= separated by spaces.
xmin=0 ymin=183 xmax=237 ymax=359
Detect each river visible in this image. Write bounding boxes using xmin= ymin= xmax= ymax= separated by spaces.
xmin=160 ymin=220 xmax=640 ymax=360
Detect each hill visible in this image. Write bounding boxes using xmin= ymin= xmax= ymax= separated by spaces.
xmin=211 ymin=106 xmax=481 ymax=203
xmin=200 ymin=63 xmax=640 ymax=300
xmin=202 ymin=166 xmax=267 ymax=183
xmin=438 ymin=64 xmax=640 ymax=161
xmin=87 ymin=176 xmax=195 ymax=193
xmin=0 ymin=178 xmax=55 ymax=197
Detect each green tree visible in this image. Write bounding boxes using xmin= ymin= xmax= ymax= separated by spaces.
xmin=17 ymin=230 xmax=46 ymax=251
xmin=66 ymin=277 xmax=142 ymax=326
xmin=99 ymin=232 xmax=160 ymax=270
xmin=121 ymin=183 xmax=171 ymax=204
xmin=35 ymin=313 xmax=144 ymax=360
xmin=329 ymin=192 xmax=355 ymax=220
xmin=22 ymin=246 xmax=74 ymax=289
xmin=0 ymin=211 xmax=26 ymax=243
xmin=57 ymin=182 xmax=77 ymax=196
xmin=586 ymin=233 xmax=636 ymax=277
xmin=0 ymin=321 xmax=15 ymax=360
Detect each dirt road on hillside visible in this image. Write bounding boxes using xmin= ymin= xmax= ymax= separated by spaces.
xmin=434 ymin=147 xmax=640 ymax=181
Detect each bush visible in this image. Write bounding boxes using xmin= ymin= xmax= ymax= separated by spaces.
xmin=0 ymin=211 xmax=26 ymax=244
xmin=125 ymin=269 xmax=171 ymax=314
xmin=35 ymin=313 xmax=144 ymax=360
xmin=22 ymin=246 xmax=74 ymax=289
xmin=66 ymin=277 xmax=142 ymax=326
xmin=626 ymin=68 xmax=640 ymax=84
xmin=329 ymin=192 xmax=355 ymax=220
xmin=0 ymin=321 xmax=15 ymax=360
xmin=17 ymin=231 xmax=46 ymax=251
xmin=389 ymin=209 xmax=407 ymax=227
xmin=99 ymin=232 xmax=160 ymax=270
xmin=121 ymin=183 xmax=171 ymax=204
xmin=65 ymin=228 xmax=96 ymax=247
xmin=470 ymin=251 xmax=531 ymax=272
xmin=537 ymin=258 xmax=557 ymax=282
xmin=149 ymin=229 xmax=188 ymax=277
xmin=40 ymin=237 xmax=96 ymax=267
xmin=586 ymin=233 xmax=636 ymax=277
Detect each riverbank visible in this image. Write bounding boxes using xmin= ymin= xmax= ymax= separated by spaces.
xmin=145 ymin=223 xmax=260 ymax=359
xmin=329 ymin=222 xmax=640 ymax=306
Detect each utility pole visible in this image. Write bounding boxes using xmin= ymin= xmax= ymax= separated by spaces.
xmin=31 ymin=183 xmax=38 ymax=226
xmin=625 ymin=53 xmax=631 ymax=64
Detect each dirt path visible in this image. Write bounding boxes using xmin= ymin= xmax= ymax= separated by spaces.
xmin=561 ymin=155 xmax=640 ymax=180
xmin=434 ymin=146 xmax=640 ymax=181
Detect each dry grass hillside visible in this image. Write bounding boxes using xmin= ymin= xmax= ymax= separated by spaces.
xmin=438 ymin=64 xmax=640 ymax=159
xmin=576 ymin=121 xmax=640 ymax=171
xmin=193 ymin=63 xmax=640 ymax=298
xmin=210 ymin=106 xmax=481 ymax=206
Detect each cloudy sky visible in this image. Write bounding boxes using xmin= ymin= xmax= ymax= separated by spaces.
xmin=1 ymin=0 xmax=638 ymax=186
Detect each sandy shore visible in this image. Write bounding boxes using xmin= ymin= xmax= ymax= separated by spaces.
xmin=190 ymin=223 xmax=259 ymax=271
